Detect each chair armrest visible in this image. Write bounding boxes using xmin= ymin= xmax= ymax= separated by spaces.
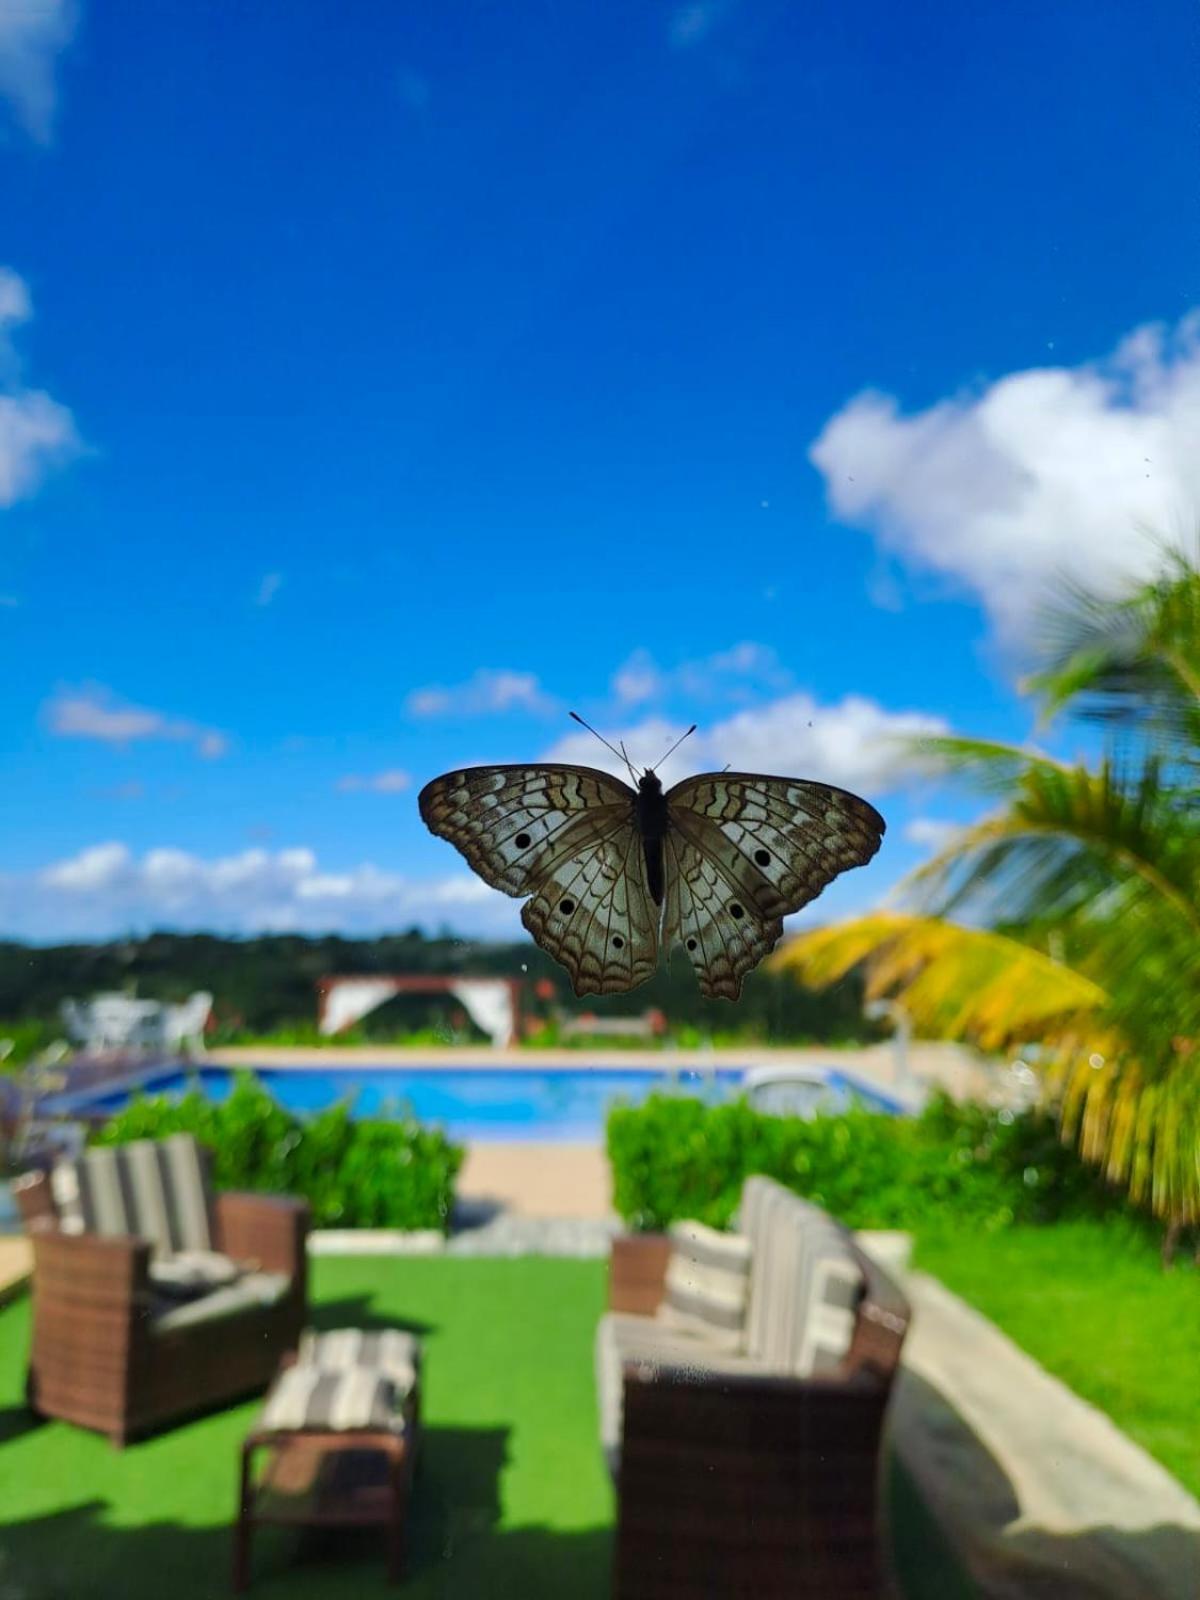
xmin=845 ymin=1240 xmax=912 ymax=1381
xmin=12 ymin=1170 xmax=59 ymax=1232
xmin=608 ymin=1233 xmax=672 ymax=1314
xmin=214 ymin=1191 xmax=310 ymax=1278
xmin=30 ymin=1228 xmax=153 ymax=1310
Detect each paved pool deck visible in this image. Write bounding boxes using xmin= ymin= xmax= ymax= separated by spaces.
xmin=210 ymin=1039 xmax=989 ymax=1097
xmin=0 ymin=1236 xmax=31 ymax=1302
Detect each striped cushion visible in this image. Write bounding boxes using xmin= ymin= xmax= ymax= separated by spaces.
xmin=796 ymin=1253 xmax=862 ymax=1376
xmin=596 ymin=1311 xmax=769 ymax=1474
xmin=656 ymin=1220 xmax=752 ymax=1352
xmin=297 ymin=1327 xmax=420 ymax=1397
xmin=738 ymin=1175 xmax=863 ymax=1374
xmin=149 ymin=1249 xmax=241 ymax=1299
xmin=260 ymin=1366 xmax=403 ymax=1434
xmin=151 ymin=1270 xmax=290 ymax=1335
xmin=50 ymin=1134 xmax=212 ymax=1256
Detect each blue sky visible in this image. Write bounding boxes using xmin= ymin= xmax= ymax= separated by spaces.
xmin=1 ymin=0 xmax=1198 ymax=941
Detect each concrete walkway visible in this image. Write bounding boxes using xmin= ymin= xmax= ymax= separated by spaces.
xmin=0 ymin=1235 xmax=31 ymax=1303
xmin=890 ymin=1271 xmax=1200 ymax=1599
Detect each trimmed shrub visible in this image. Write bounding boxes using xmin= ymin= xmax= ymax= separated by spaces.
xmin=607 ymin=1089 xmax=1125 ymax=1234
xmin=93 ymin=1072 xmax=463 ymax=1231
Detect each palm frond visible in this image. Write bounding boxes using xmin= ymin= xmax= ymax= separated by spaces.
xmin=772 ymin=914 xmax=1107 ymax=1053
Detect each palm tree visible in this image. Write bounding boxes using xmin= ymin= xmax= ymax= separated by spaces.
xmin=774 ymin=553 xmax=1200 ymax=1259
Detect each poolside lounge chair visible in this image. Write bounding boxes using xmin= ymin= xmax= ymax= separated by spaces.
xmin=14 ymin=1133 xmax=309 ymax=1444
xmin=597 ymin=1176 xmax=911 ymax=1598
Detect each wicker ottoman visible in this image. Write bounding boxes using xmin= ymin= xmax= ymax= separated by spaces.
xmin=233 ymin=1329 xmax=422 ymax=1592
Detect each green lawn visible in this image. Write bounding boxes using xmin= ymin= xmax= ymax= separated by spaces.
xmin=0 ymin=1258 xmax=614 ymax=1599
xmin=0 ymin=1255 xmax=961 ymax=1599
xmin=913 ymin=1220 xmax=1200 ymax=1500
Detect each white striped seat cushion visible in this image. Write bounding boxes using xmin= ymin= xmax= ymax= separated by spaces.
xmin=297 ymin=1328 xmax=421 ymax=1397
xmin=738 ymin=1175 xmax=864 ymax=1375
xmin=50 ymin=1134 xmax=212 ymax=1256
xmin=149 ymin=1249 xmax=241 ymax=1299
xmin=260 ymin=1366 xmax=403 ymax=1434
xmin=595 ymin=1312 xmax=770 ymax=1474
xmin=655 ymin=1220 xmax=753 ymax=1353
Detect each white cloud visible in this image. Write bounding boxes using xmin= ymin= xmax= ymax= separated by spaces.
xmin=0 ymin=840 xmax=513 ymax=941
xmin=0 ymin=0 xmax=75 ymax=143
xmin=669 ymin=1 xmax=727 ymax=48
xmin=255 ymin=572 xmax=283 ymax=607
xmin=45 ymin=684 xmax=230 ymax=760
xmin=543 ymin=691 xmax=947 ymax=794
xmin=406 ymin=668 xmax=557 ymax=719
xmin=612 ymin=641 xmax=791 ymax=707
xmin=336 ymin=769 xmax=412 ymax=794
xmin=810 ymin=311 xmax=1200 ymax=640
xmin=903 ymin=817 xmax=964 ymax=852
xmin=0 ymin=266 xmax=79 ymax=506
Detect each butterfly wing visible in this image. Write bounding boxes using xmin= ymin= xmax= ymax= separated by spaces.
xmin=663 ymin=773 xmax=885 ymax=999
xmin=418 ymin=763 xmax=658 ymax=996
xmin=521 ymin=823 xmax=660 ymax=996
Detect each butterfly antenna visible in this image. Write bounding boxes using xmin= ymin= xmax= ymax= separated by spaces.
xmin=658 ymin=723 xmax=698 ymax=772
xmin=569 ymin=711 xmax=638 ymax=782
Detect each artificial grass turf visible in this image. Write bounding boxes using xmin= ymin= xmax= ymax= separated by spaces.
xmin=0 ymin=1253 xmax=965 ymax=1599
xmin=913 ymin=1220 xmax=1200 ymax=1500
xmin=0 ymin=1257 xmax=615 ymax=1600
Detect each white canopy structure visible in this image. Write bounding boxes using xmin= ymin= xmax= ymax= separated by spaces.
xmin=316 ymin=975 xmax=522 ymax=1049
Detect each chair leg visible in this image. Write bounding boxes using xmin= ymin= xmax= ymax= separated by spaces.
xmin=233 ymin=1443 xmax=255 ymax=1592
xmin=386 ymin=1448 xmax=408 ymax=1583
xmin=232 ymin=1519 xmax=251 ymax=1594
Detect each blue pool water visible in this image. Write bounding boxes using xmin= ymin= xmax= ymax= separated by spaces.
xmin=50 ymin=1065 xmax=741 ymax=1142
xmin=47 ymin=1062 xmax=905 ymax=1142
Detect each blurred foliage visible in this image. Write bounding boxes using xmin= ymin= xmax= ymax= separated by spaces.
xmin=0 ymin=1019 xmax=62 ymax=1070
xmin=607 ymin=1090 xmax=1129 ymax=1236
xmin=0 ymin=928 xmax=878 ymax=1045
xmin=93 ymin=1072 xmax=463 ymax=1231
xmin=775 ymin=551 xmax=1200 ymax=1244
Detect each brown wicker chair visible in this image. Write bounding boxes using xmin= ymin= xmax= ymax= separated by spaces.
xmin=14 ymin=1135 xmax=309 ymax=1445
xmin=598 ymin=1177 xmax=911 ymax=1600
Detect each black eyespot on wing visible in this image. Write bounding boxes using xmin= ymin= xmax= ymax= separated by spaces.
xmin=612 ymin=935 xmax=624 ymax=949
xmin=515 ymin=832 xmax=532 ymax=849
xmin=754 ymin=848 xmax=770 ymax=867
xmin=686 ymin=938 xmax=697 ymax=951
xmin=559 ymin=898 xmax=575 ymax=915
xmin=730 ymin=903 xmax=744 ymax=919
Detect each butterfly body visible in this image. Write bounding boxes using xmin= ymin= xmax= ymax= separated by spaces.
xmin=633 ymin=771 xmax=669 ymax=905
xmin=418 ymin=761 xmax=884 ymax=1000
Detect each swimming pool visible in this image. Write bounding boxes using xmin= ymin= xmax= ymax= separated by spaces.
xmin=46 ymin=1062 xmax=905 ymax=1142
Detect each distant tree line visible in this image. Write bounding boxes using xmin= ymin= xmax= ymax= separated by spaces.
xmin=0 ymin=929 xmax=878 ymax=1046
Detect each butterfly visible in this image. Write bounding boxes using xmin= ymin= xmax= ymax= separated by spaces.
xmin=418 ymin=731 xmax=884 ymax=1000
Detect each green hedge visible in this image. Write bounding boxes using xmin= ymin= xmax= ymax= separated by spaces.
xmin=93 ymin=1073 xmax=463 ymax=1231
xmin=607 ymin=1089 xmax=1125 ymax=1234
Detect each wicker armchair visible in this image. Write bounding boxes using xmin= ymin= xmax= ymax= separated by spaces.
xmin=14 ymin=1134 xmax=308 ymax=1445
xmin=598 ymin=1177 xmax=911 ymax=1600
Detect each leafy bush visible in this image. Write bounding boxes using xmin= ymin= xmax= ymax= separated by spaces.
xmin=93 ymin=1073 xmax=463 ymax=1231
xmin=0 ymin=1019 xmax=63 ymax=1070
xmin=607 ymin=1089 xmax=1127 ymax=1234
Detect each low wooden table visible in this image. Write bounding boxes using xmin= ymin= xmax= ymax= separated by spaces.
xmin=233 ymin=1399 xmax=417 ymax=1590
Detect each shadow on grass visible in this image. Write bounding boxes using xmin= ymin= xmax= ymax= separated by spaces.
xmin=307 ymin=1293 xmax=438 ymax=1340
xmin=0 ymin=1421 xmax=613 ymax=1600
xmin=0 ymin=1400 xmax=43 ymax=1445
xmin=888 ymin=1369 xmax=1199 ymax=1600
